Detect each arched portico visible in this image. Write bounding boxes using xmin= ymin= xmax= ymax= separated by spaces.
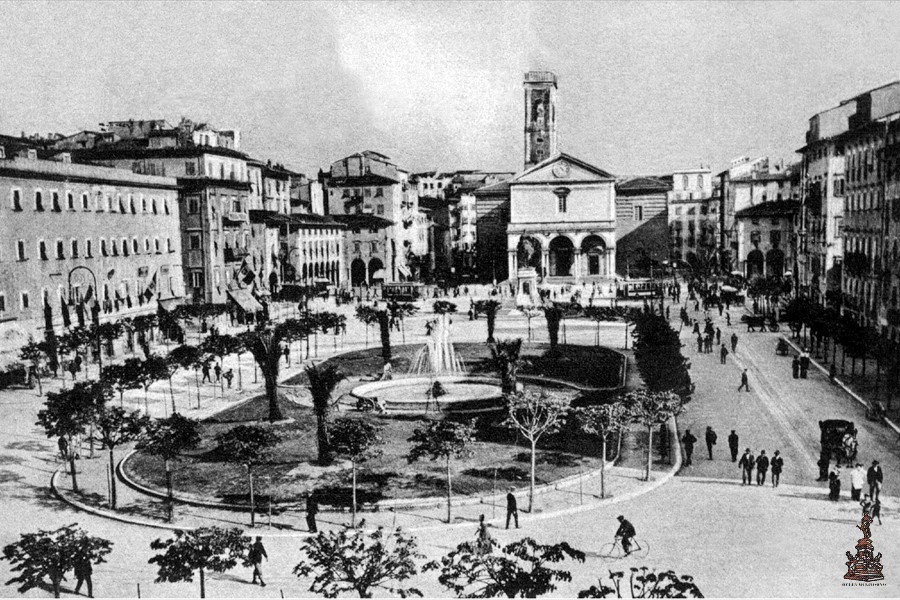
xmin=548 ymin=235 xmax=575 ymax=277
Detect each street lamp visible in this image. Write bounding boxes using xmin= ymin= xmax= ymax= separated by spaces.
xmin=68 ymin=266 xmax=102 ymax=375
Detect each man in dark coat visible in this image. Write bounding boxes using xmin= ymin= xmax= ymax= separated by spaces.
xmin=681 ymin=430 xmax=697 ymax=466
xmin=73 ymin=555 xmax=93 ymax=598
xmin=731 ymin=332 xmax=738 ymax=353
xmin=305 ymin=492 xmax=319 ymax=533
xmin=739 ymin=448 xmax=755 ymax=485
xmin=728 ymin=430 xmax=739 ymax=462
xmin=770 ymin=450 xmax=784 ymax=487
xmin=720 ymin=345 xmax=729 ymax=365
xmin=738 ymin=369 xmax=750 ymax=392
xmin=506 ymin=488 xmax=519 ymax=529
xmin=615 ymin=515 xmax=637 ymax=555
xmin=867 ymin=460 xmax=884 ymax=501
xmin=249 ymin=536 xmax=268 ymax=586
xmin=755 ymin=450 xmax=769 ymax=486
xmin=705 ymin=426 xmax=717 ymax=460
xmin=792 ymin=356 xmax=800 ymax=379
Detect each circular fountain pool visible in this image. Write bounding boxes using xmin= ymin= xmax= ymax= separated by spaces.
xmin=351 ymin=376 xmax=506 ymax=416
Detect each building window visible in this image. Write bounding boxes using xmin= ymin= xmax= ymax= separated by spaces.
xmin=674 ymin=206 xmax=682 ymax=216
xmin=353 ymin=241 xmax=361 ymax=253
xmin=34 ymin=191 xmax=44 ymax=211
xmin=111 ymin=239 xmax=118 ymax=256
xmin=141 ymin=197 xmax=148 ymax=212
xmin=370 ymin=241 xmax=378 ymax=253
xmin=0 ymin=294 xmax=5 ymax=313
xmin=133 ymin=239 xmax=139 ymax=254
xmin=51 ymin=192 xmax=61 ymax=212
xmin=633 ymin=205 xmax=644 ymax=221
xmin=190 ymin=272 xmax=203 ymax=288
xmin=130 ymin=196 xmax=136 ymax=214
xmin=85 ymin=239 xmax=92 ymax=258
xmin=20 ymin=292 xmax=29 ymax=311
xmin=81 ymin=193 xmax=89 ymax=210
xmin=100 ymin=239 xmax=108 ymax=257
xmin=152 ymin=199 xmax=158 ymax=214
xmin=682 ymin=174 xmax=689 ymax=190
xmin=167 ymin=238 xmax=174 ymax=253
xmin=376 ymin=205 xmax=384 ymax=215
xmin=770 ymin=230 xmax=781 ymax=247
xmin=67 ymin=192 xmax=75 ymax=211
xmin=188 ymin=197 xmax=200 ymax=214
xmin=835 ymin=216 xmax=844 ymax=237
xmin=16 ymin=240 xmax=26 ymax=261
xmin=145 ymin=238 xmax=151 ymax=253
xmin=37 ymin=240 xmax=47 ymax=261
xmin=118 ymin=194 xmax=126 ymax=213
xmin=553 ymin=187 xmax=570 ymax=213
xmin=55 ymin=240 xmax=64 ymax=259
xmin=185 ymin=161 xmax=196 ymax=176
xmin=11 ymin=189 xmax=22 ymax=211
xmin=189 ymin=234 xmax=201 ymax=250
xmin=164 ymin=199 xmax=170 ymax=215
xmin=375 ymin=187 xmax=384 ymax=197
xmin=70 ymin=239 xmax=79 ymax=258
xmin=154 ymin=238 xmax=161 ymax=254
xmin=122 ymin=238 xmax=129 ymax=257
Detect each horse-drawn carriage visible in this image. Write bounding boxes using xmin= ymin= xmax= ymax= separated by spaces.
xmin=819 ymin=419 xmax=858 ymax=476
xmin=743 ymin=313 xmax=779 ymax=332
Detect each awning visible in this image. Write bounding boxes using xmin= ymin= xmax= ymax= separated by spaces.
xmin=157 ymin=296 xmax=183 ymax=311
xmin=398 ymin=265 xmax=411 ymax=278
xmin=371 ymin=269 xmax=386 ymax=281
xmin=227 ymin=288 xmax=264 ymax=313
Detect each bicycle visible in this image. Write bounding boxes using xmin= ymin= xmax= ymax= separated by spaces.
xmin=597 ymin=537 xmax=650 ymax=561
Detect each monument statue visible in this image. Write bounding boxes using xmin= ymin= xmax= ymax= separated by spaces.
xmin=844 ymin=511 xmax=884 ymax=582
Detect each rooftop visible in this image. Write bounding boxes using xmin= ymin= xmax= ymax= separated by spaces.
xmin=734 ymin=200 xmax=800 ymax=219
xmin=333 ymin=214 xmax=394 ymax=230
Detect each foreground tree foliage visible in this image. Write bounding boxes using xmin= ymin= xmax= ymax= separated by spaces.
xmin=425 ymin=537 xmax=585 ymax=598
xmin=474 ymin=300 xmax=502 ymax=344
xmin=629 ymin=311 xmax=692 ymax=399
xmin=2 ymin=524 xmax=113 ymax=598
xmin=329 ymin=418 xmax=384 ymax=527
xmin=294 ymin=526 xmax=424 ymax=598
xmin=136 ymin=413 xmax=201 ymax=522
xmin=577 ymin=568 xmax=704 ymax=598
xmin=215 ymin=424 xmax=280 ymax=527
xmin=355 ymin=302 xmax=418 ymax=361
xmin=149 ymin=527 xmax=250 ymax=599
xmin=491 ymin=338 xmax=524 ymax=395
xmin=505 ymin=388 xmax=571 ymax=511
xmin=407 ymin=419 xmax=475 ymax=523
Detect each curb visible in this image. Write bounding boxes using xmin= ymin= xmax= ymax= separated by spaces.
xmin=780 ymin=336 xmax=900 ymax=435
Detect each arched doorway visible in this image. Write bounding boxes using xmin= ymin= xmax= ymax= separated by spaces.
xmin=369 ymin=258 xmax=385 ymax=284
xmin=766 ymin=248 xmax=785 ymax=278
xmin=548 ymin=236 xmax=575 ymax=277
xmin=581 ymin=235 xmax=606 ymax=276
xmin=746 ymin=249 xmax=764 ymax=278
xmin=350 ymin=259 xmax=366 ymax=286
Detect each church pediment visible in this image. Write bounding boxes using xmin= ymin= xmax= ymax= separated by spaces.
xmin=511 ymin=153 xmax=615 ymax=185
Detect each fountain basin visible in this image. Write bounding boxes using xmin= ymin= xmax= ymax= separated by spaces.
xmin=350 ymin=376 xmax=508 ymax=416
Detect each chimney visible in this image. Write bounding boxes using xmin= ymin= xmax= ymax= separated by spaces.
xmin=59 ymin=153 xmax=72 ymax=164
xmin=26 ymin=149 xmax=37 ymax=160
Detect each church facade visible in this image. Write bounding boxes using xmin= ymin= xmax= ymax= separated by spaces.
xmin=506 ymin=154 xmax=617 ymax=289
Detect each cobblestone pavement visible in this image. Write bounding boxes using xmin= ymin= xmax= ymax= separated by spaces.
xmin=1 ymin=294 xmax=899 ymax=597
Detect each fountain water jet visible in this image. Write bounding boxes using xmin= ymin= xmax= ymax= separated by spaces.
xmin=410 ymin=316 xmax=466 ymax=376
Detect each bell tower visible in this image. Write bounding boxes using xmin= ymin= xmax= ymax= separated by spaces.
xmin=524 ymin=71 xmax=558 ymax=170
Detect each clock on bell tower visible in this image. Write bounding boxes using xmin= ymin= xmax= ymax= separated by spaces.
xmin=523 ymin=70 xmax=559 ymax=170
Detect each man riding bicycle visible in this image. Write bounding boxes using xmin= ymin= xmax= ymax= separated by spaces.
xmin=615 ymin=515 xmax=636 ymax=555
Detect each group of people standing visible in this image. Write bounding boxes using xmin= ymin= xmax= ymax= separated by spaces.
xmin=790 ymin=349 xmax=811 ymax=379
xmin=737 ymin=448 xmax=785 ymax=487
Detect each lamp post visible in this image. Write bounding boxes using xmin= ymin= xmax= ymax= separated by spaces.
xmin=68 ymin=266 xmax=102 ymax=376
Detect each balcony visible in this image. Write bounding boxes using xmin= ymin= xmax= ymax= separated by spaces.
xmin=224 ymin=247 xmax=249 ymax=263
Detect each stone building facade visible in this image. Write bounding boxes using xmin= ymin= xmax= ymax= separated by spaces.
xmin=0 ymin=150 xmax=183 ymax=363
xmin=615 ymin=176 xmax=670 ymax=276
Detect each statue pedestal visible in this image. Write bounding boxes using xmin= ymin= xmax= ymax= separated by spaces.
xmin=844 ymin=513 xmax=884 ymax=582
xmin=516 ymin=268 xmax=538 ymax=305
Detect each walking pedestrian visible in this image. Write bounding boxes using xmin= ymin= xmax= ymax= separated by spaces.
xmin=829 ymin=469 xmax=842 ymax=501
xmin=214 ymin=363 xmax=222 ymax=382
xmin=705 ymin=334 xmax=713 ymax=353
xmin=506 ymin=488 xmax=519 ymax=529
xmin=738 ymin=369 xmax=750 ymax=392
xmin=58 ymin=436 xmax=69 ymax=461
xmin=850 ymin=463 xmax=866 ymax=501
xmin=249 ymin=536 xmax=267 ymax=586
xmin=475 ymin=514 xmax=493 ymax=555
xmin=755 ymin=450 xmax=769 ymax=486
xmin=73 ymin=554 xmax=93 ymax=598
xmin=224 ymin=369 xmax=234 ymax=388
xmin=283 ymin=345 xmax=291 ymax=366
xmin=726 ymin=312 xmax=731 ymax=326
xmin=697 ymin=335 xmax=703 ymax=353
xmin=872 ymin=497 xmax=882 ymax=525
xmin=731 ymin=332 xmax=738 ymax=353
xmin=201 ymin=362 xmax=211 ymax=383
xmin=770 ymin=451 xmax=783 ymax=487
xmin=715 ymin=327 xmax=721 ymax=345
xmin=681 ymin=429 xmax=697 ymax=466
xmin=718 ymin=303 xmax=724 ymax=317
xmin=720 ymin=345 xmax=729 ymax=364
xmin=739 ymin=448 xmax=755 ymax=485
xmin=705 ymin=426 xmax=717 ymax=460
xmin=305 ymin=492 xmax=319 ymax=533
xmin=791 ymin=356 xmax=800 ymax=379
xmin=799 ymin=350 xmax=809 ymax=379
xmin=728 ymin=430 xmax=739 ymax=462
xmin=867 ymin=460 xmax=883 ymax=501
xmin=692 ymin=321 xmax=700 ymax=335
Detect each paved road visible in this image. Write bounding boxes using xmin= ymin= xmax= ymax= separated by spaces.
xmin=0 ymin=296 xmax=898 ymax=597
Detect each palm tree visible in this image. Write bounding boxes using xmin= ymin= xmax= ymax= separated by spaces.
xmin=305 ymin=363 xmax=344 ymax=465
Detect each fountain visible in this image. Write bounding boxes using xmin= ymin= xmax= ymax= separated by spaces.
xmin=350 ymin=315 xmax=505 ymax=416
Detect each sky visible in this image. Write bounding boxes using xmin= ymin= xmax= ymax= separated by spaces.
xmin=3 ymin=1 xmax=900 ymax=178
